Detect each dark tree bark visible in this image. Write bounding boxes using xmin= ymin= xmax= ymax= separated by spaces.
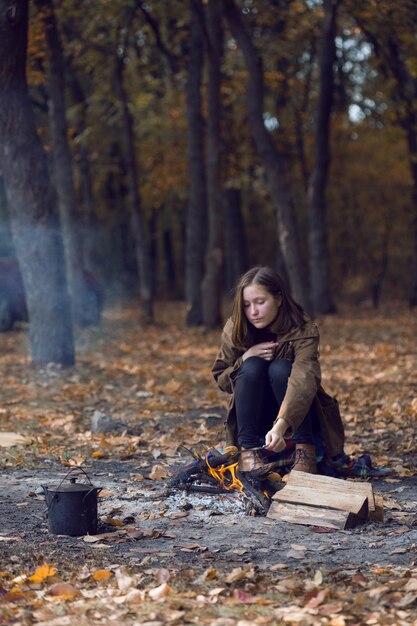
xmin=223 ymin=0 xmax=311 ymax=312
xmin=224 ymin=187 xmax=247 ymax=291
xmin=354 ymin=13 xmax=417 ymax=306
xmin=67 ymin=69 xmax=97 ymax=276
xmin=275 ymin=239 xmax=290 ymax=292
xmin=0 ymin=0 xmax=74 ymax=364
xmin=103 ymin=143 xmax=129 ymax=280
xmin=114 ymin=47 xmax=153 ymax=322
xmin=370 ymin=216 xmax=390 ymax=309
xmin=294 ymin=46 xmax=316 ymax=192
xmin=149 ymin=209 xmax=158 ymax=296
xmin=406 ymin=130 xmax=417 ymax=307
xmin=201 ymin=0 xmax=224 ymax=328
xmin=0 ymin=175 xmax=14 ymax=255
xmin=37 ymin=0 xmax=99 ymax=325
xmin=185 ymin=0 xmax=207 ymax=325
xmin=163 ymin=228 xmax=178 ymax=298
xmin=381 ymin=44 xmax=417 ymax=308
xmin=307 ymin=0 xmax=338 ymax=314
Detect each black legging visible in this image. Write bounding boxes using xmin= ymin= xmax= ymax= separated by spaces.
xmin=233 ymin=357 xmax=316 ymax=449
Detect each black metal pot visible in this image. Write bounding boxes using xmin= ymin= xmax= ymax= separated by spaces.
xmin=42 ymin=468 xmax=102 ymax=536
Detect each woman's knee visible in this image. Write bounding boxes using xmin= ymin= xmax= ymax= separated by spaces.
xmin=235 ymin=356 xmax=269 ymax=383
xmin=269 ymin=358 xmax=292 ymax=384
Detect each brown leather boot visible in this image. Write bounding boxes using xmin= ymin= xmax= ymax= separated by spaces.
xmin=239 ymin=448 xmax=264 ymax=472
xmin=292 ymin=443 xmax=317 ymax=473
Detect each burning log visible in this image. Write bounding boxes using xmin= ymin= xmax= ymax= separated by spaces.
xmin=169 ymin=446 xmax=283 ymax=516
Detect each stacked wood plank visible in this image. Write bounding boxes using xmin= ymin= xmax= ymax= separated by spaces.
xmin=267 ymin=471 xmax=383 ymax=529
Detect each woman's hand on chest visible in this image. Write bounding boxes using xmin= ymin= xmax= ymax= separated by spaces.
xmin=242 ymin=341 xmax=278 ymax=362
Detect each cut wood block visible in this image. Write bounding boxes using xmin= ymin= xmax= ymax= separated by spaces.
xmin=267 ymin=501 xmax=360 ymax=530
xmin=285 ymin=471 xmax=375 ymax=513
xmin=0 ymin=432 xmax=28 ymax=448
xmin=368 ymin=494 xmax=384 ymax=522
xmin=272 ymin=474 xmax=369 ymax=519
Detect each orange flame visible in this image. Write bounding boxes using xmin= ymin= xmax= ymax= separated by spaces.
xmin=206 ymin=458 xmax=244 ymax=492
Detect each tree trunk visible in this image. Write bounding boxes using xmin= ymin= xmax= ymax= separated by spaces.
xmin=163 ymin=228 xmax=178 ymax=298
xmin=0 ymin=175 xmax=14 ymax=255
xmin=307 ymin=0 xmax=338 ymax=314
xmin=223 ymin=0 xmax=311 ymax=312
xmin=185 ymin=0 xmax=207 ymax=326
xmin=202 ymin=0 xmax=224 ymax=328
xmin=275 ymin=239 xmax=290 ymax=292
xmin=67 ymin=69 xmax=97 ymax=276
xmin=405 ymin=129 xmax=417 ymax=307
xmin=353 ymin=15 xmax=417 ymax=306
xmin=37 ymin=0 xmax=98 ymax=325
xmin=114 ymin=52 xmax=153 ymax=322
xmin=224 ymin=187 xmax=247 ymax=291
xmin=0 ymin=0 xmax=74 ymax=364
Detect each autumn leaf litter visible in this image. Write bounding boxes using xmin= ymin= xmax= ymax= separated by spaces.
xmin=1 ymin=302 xmax=417 ymax=625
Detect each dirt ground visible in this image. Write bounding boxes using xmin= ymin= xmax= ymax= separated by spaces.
xmin=1 ymin=417 xmax=416 ymax=576
xmin=1 ymin=304 xmax=417 ymax=624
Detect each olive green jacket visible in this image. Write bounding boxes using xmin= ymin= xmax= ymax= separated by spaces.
xmin=211 ymin=317 xmax=345 ymax=458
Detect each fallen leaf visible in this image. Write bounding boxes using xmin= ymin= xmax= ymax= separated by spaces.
xmin=115 ymin=568 xmax=134 ymax=592
xmin=3 ymin=588 xmax=25 ymax=602
xmin=404 ymin=578 xmax=417 ymax=592
xmin=102 ymin=516 xmax=125 ymax=527
xmin=179 ymin=543 xmax=208 ymax=552
xmin=49 ymin=582 xmax=78 ymax=599
xmin=163 ymin=379 xmax=184 ymax=395
xmin=148 ymin=582 xmax=174 ymax=600
xmin=224 ymin=568 xmax=248 ymax=584
xmin=28 ymin=564 xmax=57 ymax=583
xmin=82 ymin=532 xmax=121 ymax=542
xmin=286 ymin=549 xmax=305 ymax=559
xmin=167 ymin=511 xmax=189 ymax=519
xmin=92 ymin=570 xmax=113 ymax=582
xmin=199 ymin=567 xmax=217 ymax=582
xmin=149 ymin=465 xmax=171 ymax=480
xmin=97 ymin=490 xmax=113 ymax=498
xmin=351 ymin=573 xmax=368 ymax=585
xmin=232 ymin=589 xmax=268 ymax=604
xmin=156 ymin=568 xmax=171 ymax=583
xmin=395 ymin=592 xmax=417 ymax=607
xmin=305 ymin=587 xmax=330 ymax=608
xmin=208 ymin=587 xmax=226 ymax=597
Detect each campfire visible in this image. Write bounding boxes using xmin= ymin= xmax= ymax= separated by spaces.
xmin=170 ymin=446 xmax=383 ymax=529
xmin=170 ymin=446 xmax=283 ymax=516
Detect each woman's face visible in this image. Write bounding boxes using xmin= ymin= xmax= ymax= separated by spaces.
xmin=242 ymin=283 xmax=280 ymax=328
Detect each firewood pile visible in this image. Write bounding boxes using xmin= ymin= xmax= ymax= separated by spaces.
xmin=267 ymin=471 xmax=383 ymax=529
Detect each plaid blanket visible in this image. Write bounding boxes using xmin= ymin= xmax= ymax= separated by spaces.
xmin=262 ymin=438 xmax=392 ymax=478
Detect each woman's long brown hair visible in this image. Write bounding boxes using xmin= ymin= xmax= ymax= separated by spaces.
xmin=231 ymin=266 xmax=306 ymax=347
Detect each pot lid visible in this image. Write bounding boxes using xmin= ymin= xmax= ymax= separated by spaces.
xmin=46 ymin=482 xmax=97 ymax=493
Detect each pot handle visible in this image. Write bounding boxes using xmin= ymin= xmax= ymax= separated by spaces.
xmin=44 ymin=467 xmax=95 ymax=511
xmin=66 ymin=466 xmax=93 ymax=485
xmin=82 ymin=487 xmax=102 ymax=505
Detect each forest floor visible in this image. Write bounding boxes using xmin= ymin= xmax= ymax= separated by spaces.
xmin=1 ymin=301 xmax=417 ymax=626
